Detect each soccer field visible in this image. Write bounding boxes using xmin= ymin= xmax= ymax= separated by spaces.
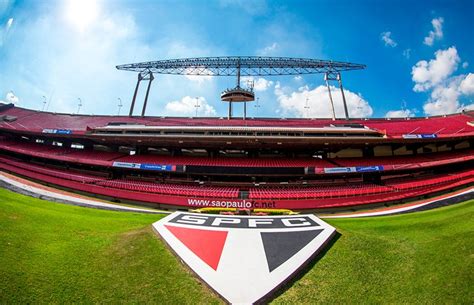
xmin=0 ymin=187 xmax=472 ymax=304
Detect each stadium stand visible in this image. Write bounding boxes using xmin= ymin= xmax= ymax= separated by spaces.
xmin=0 ymin=154 xmax=472 ymax=207
xmin=0 ymin=104 xmax=473 ymax=210
xmin=0 ymin=138 xmax=472 ymax=170
xmin=0 ymin=106 xmax=473 ymax=138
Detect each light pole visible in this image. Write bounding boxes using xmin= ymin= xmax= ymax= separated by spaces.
xmin=77 ymin=98 xmax=82 ymax=114
xmin=117 ymin=98 xmax=123 ymax=115
xmin=194 ymin=97 xmax=200 ymax=117
xmin=42 ymin=96 xmax=47 ymax=111
xmin=304 ymin=97 xmax=310 ymax=118
xmin=254 ymin=97 xmax=260 ymax=117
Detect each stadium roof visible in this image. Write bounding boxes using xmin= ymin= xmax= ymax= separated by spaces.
xmin=116 ymin=56 xmax=366 ymax=76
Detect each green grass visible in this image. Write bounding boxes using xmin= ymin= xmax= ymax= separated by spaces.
xmin=0 ymin=187 xmax=472 ymax=304
xmin=273 ymin=201 xmax=474 ymax=304
xmin=0 ymin=188 xmax=221 ymax=304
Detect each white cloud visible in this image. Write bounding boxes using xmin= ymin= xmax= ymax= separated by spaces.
xmin=0 ymin=17 xmax=13 ymax=47
xmin=294 ymin=76 xmax=303 ymax=82
xmin=257 ymin=42 xmax=279 ymax=56
xmin=462 ymin=62 xmax=469 ymax=69
xmin=164 ymin=96 xmax=216 ymax=117
xmin=422 ymin=75 xmax=474 ymax=116
xmin=185 ymin=75 xmax=213 ymax=84
xmin=6 ymin=91 xmax=18 ymax=104
xmin=423 ymin=77 xmax=462 ymax=115
xmin=64 ymin=0 xmax=99 ymax=33
xmin=459 ymin=73 xmax=474 ymax=95
xmin=402 ymin=48 xmax=411 ymax=59
xmin=0 ymin=91 xmax=19 ymax=104
xmin=385 ymin=109 xmax=415 ymax=118
xmin=6 ymin=18 xmax=13 ymax=29
xmin=411 ymin=47 xmax=474 ymax=116
xmin=423 ymin=17 xmax=444 ymax=46
xmin=411 ymin=46 xmax=460 ymax=92
xmin=298 ymin=85 xmax=309 ymax=92
xmin=381 ymin=31 xmax=397 ymax=47
xmin=461 ymin=104 xmax=474 ymax=111
xmin=183 ymin=67 xmax=214 ymax=84
xmin=241 ymin=76 xmax=273 ymax=91
xmin=276 ymin=85 xmax=373 ymax=118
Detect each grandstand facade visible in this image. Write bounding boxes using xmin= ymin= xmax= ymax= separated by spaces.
xmin=0 ymin=102 xmax=473 ymax=211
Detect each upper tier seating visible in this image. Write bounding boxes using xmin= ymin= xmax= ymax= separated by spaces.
xmin=362 ymin=115 xmax=472 ymax=136
xmin=0 ymin=138 xmax=472 ymax=170
xmin=61 ymin=149 xmax=124 ymax=163
xmin=331 ymin=149 xmax=474 ymax=167
xmin=0 ymin=106 xmax=472 ymax=138
xmin=0 ymin=140 xmax=124 ymax=166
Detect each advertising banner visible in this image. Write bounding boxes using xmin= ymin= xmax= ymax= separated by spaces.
xmin=42 ymin=128 xmax=73 ymax=134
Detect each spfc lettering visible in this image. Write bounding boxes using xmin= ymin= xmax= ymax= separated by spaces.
xmin=169 ymin=213 xmax=319 ymax=228
xmin=153 ymin=212 xmax=336 ymax=304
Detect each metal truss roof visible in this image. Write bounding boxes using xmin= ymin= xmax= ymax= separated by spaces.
xmin=116 ymin=56 xmax=365 ymax=76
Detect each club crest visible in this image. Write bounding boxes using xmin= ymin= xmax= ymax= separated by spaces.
xmin=153 ymin=212 xmax=336 ymax=304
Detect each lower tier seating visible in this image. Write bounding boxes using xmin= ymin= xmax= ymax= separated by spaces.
xmin=0 ymin=156 xmax=104 ymax=183
xmin=248 ymin=169 xmax=473 ymax=200
xmin=95 ymin=179 xmax=239 ymax=198
xmin=0 ymin=155 xmax=472 ymax=209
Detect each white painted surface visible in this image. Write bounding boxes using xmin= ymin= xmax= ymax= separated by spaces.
xmin=153 ymin=213 xmax=336 ymax=304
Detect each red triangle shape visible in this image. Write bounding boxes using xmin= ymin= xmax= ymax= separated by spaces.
xmin=165 ymin=225 xmax=228 ymax=270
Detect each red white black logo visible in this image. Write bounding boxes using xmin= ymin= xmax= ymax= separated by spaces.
xmin=153 ymin=212 xmax=336 ymax=304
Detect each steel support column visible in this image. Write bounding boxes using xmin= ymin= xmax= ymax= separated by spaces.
xmin=129 ymin=73 xmax=143 ymax=117
xmin=324 ymin=73 xmax=336 ymax=120
xmin=228 ymin=102 xmax=233 ymax=120
xmin=141 ymin=72 xmax=154 ymax=117
xmin=244 ymin=102 xmax=247 ymax=120
xmin=337 ymin=73 xmax=349 ymax=120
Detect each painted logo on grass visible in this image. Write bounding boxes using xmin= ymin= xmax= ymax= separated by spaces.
xmin=153 ymin=212 xmax=336 ymax=304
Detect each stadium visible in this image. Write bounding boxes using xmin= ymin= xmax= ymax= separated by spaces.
xmin=0 ymin=57 xmax=473 ymax=212
xmin=1 ymin=56 xmax=473 ymax=304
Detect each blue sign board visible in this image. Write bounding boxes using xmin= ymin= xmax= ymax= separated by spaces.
xmin=323 ymin=167 xmax=356 ymax=174
xmin=112 ymin=161 xmax=142 ymax=169
xmin=42 ymin=128 xmax=72 ymax=135
xmin=355 ymin=165 xmax=384 ymax=172
xmin=402 ymin=134 xmax=437 ymax=139
xmin=323 ymin=165 xmax=384 ymax=174
xmin=56 ymin=129 xmax=72 ymax=134
xmin=112 ymin=162 xmax=176 ymax=172
xmin=140 ymin=164 xmax=175 ymax=171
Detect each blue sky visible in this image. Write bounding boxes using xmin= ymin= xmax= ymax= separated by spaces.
xmin=0 ymin=0 xmax=473 ymax=118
